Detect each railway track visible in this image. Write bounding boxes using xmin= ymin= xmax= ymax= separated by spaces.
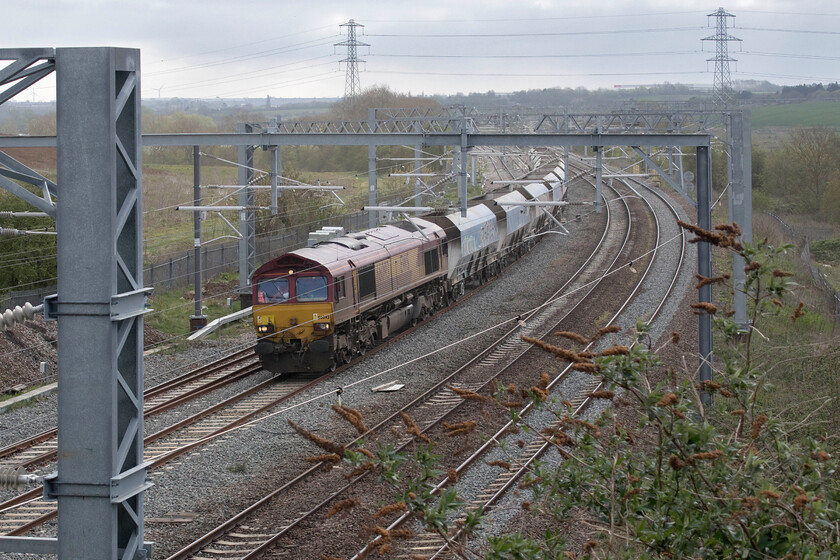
xmin=375 ymin=173 xmax=688 ymax=559
xmin=0 ymin=349 xmax=283 ymax=535
xmin=0 ymin=155 xmax=690 ymax=558
xmin=160 ymin=166 xmax=686 ymax=559
xmin=0 ymin=348 xmax=261 ymax=471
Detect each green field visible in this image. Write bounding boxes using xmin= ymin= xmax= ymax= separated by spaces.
xmin=751 ymin=100 xmax=840 ymax=129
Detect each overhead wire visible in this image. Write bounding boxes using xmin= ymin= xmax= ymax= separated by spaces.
xmin=146 ymin=35 xmax=341 ymax=77
xmin=143 ymin=228 xmax=688 ymax=461
xmin=366 ymin=26 xmax=709 ymax=38
xmin=145 ymin=24 xmax=337 ymax=67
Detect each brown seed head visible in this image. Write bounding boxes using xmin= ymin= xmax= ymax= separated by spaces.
xmin=591 ymin=324 xmax=622 ymax=341
xmin=669 ymin=455 xmax=686 ymax=470
xmin=751 ymin=414 xmax=768 ymax=439
xmin=375 ymin=502 xmax=407 ymax=519
xmin=327 ymin=498 xmax=359 ymax=518
xmin=657 ymin=393 xmax=679 ymax=407
xmin=690 ymin=302 xmax=718 ymax=315
xmin=598 ymin=345 xmax=629 ymax=357
xmin=553 ymin=331 xmax=590 ymax=345
xmin=332 ymin=404 xmax=368 ymax=435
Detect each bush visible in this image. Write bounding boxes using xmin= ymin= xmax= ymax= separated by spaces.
xmin=291 ymin=223 xmax=840 ymax=559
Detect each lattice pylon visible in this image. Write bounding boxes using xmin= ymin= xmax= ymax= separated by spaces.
xmin=335 ymin=19 xmax=369 ymax=100
xmin=703 ymin=8 xmax=742 ymax=107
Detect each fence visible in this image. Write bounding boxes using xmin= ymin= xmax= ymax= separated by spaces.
xmin=2 ymin=208 xmax=376 ymax=309
xmin=0 ymin=285 xmax=56 ymax=312
xmin=766 ymin=212 xmax=840 ymax=324
xmin=144 ymin=209 xmax=371 ymax=292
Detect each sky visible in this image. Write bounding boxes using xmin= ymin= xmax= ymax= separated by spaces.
xmin=2 ymin=0 xmax=839 ymax=101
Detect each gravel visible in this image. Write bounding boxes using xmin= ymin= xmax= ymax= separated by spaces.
xmin=0 ymin=171 xmax=702 ymax=557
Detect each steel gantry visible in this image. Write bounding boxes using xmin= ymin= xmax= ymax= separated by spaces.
xmin=140 ymin=128 xmax=718 ymax=394
xmin=536 ymin=108 xmax=753 ymax=328
xmin=0 ymin=47 xmax=150 ymax=559
xmin=1 ymin=94 xmax=728 ymax=556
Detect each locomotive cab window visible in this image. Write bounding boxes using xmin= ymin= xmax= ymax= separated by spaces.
xmin=335 ymin=276 xmax=345 ymax=300
xmin=257 ymin=278 xmax=289 ymax=303
xmin=296 ymin=276 xmax=328 ymax=302
xmin=424 ymin=248 xmax=440 ymax=274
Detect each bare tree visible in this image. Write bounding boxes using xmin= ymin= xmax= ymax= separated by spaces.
xmin=783 ymin=126 xmax=840 ymax=214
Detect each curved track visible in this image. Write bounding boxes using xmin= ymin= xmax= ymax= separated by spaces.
xmin=161 ymin=166 xmax=689 ymax=560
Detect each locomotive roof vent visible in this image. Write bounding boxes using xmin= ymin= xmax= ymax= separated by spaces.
xmin=307 ymin=227 xmax=345 ymax=247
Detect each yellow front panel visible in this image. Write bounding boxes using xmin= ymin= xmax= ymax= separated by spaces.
xmin=254 ymin=302 xmax=334 ymax=341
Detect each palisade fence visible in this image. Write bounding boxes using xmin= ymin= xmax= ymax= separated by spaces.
xmin=767 ymin=212 xmax=840 ymax=325
xmin=145 ymin=209 xmax=372 ymax=292
xmin=0 ymin=208 xmax=385 ymax=311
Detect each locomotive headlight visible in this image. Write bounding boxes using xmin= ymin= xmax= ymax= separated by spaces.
xmin=257 ymin=323 xmax=275 ymax=334
xmin=313 ymin=322 xmax=331 ymax=332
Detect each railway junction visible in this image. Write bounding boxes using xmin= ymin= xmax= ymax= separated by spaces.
xmin=0 ymin=46 xmax=751 ymax=558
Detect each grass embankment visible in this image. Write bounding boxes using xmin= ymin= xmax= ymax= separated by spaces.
xmin=145 ymin=273 xmax=252 ymax=343
xmin=713 ymin=213 xmax=840 ymax=441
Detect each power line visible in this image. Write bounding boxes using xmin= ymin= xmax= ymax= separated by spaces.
xmin=369 ymin=69 xmax=706 ymax=78
xmin=364 ymin=10 xmax=706 ymax=23
xmin=146 ymin=35 xmax=340 ymax=77
xmin=367 ymin=26 xmax=708 ymax=38
xmin=740 ymin=51 xmax=840 ymax=61
xmin=371 ymin=50 xmax=702 ymax=59
xmin=145 ymin=24 xmax=337 ymax=67
xmin=736 ymin=26 xmax=840 ymax=35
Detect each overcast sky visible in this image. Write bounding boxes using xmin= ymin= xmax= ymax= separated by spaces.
xmin=3 ymin=0 xmax=839 ymax=101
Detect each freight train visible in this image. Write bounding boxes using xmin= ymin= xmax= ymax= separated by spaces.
xmin=251 ymin=166 xmax=566 ymax=374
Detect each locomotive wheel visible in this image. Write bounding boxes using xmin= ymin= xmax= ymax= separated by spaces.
xmin=339 ymin=348 xmax=352 ymax=364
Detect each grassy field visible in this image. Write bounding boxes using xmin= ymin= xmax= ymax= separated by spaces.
xmin=751 ymin=100 xmax=840 ymax=129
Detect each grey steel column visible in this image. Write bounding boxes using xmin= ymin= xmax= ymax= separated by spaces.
xmin=470 ymin=154 xmax=476 ymax=186
xmin=54 ymin=47 xmax=149 ymax=559
xmin=414 ymin=143 xmax=423 ymax=206
xmin=191 ymin=146 xmax=206 ymax=330
xmin=270 ymin=145 xmax=281 ymax=215
xmin=563 ymin=109 xmax=570 ymax=197
xmin=368 ymin=109 xmax=377 ymax=228
xmin=729 ymin=110 xmax=751 ymax=328
xmin=697 ymin=145 xmax=714 ymax=403
xmin=594 ymin=117 xmax=603 ymax=213
xmin=595 ymin=147 xmax=603 ymax=214
xmin=237 ymin=122 xmax=255 ymax=307
xmin=459 ymin=118 xmax=468 ymax=217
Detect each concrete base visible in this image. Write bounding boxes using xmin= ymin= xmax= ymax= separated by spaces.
xmin=189 ymin=315 xmax=208 ymax=331
xmin=0 ymin=383 xmax=58 ymax=414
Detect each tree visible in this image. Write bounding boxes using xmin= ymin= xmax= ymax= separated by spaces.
xmin=781 ymin=127 xmax=840 ymax=215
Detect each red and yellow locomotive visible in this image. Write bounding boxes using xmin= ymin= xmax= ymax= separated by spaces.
xmin=252 ymin=218 xmax=449 ymax=373
xmin=252 ymin=165 xmax=567 ymax=374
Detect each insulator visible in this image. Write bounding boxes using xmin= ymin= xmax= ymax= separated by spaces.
xmin=0 ymin=302 xmax=35 ymax=331
xmin=0 ymin=466 xmax=38 ymax=490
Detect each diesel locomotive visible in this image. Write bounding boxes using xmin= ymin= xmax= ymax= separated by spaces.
xmin=251 ymin=166 xmax=566 ymax=374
